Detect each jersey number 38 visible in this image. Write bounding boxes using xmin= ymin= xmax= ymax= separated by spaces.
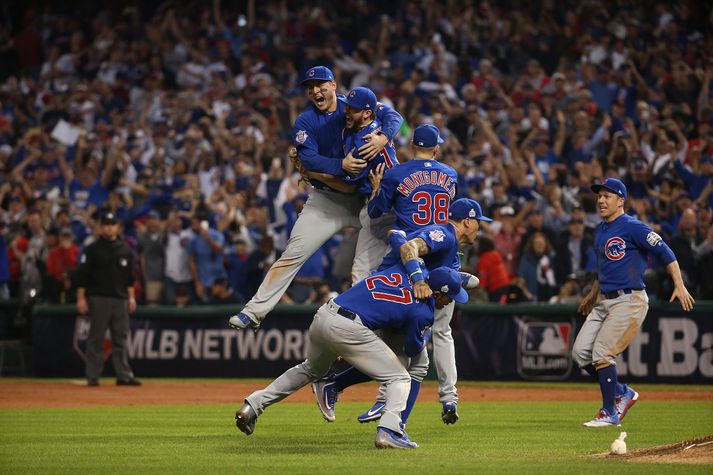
xmin=412 ymin=192 xmax=450 ymax=226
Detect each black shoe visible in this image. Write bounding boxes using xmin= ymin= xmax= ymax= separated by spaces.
xmin=116 ymin=378 xmax=142 ymax=386
xmin=87 ymin=379 xmax=99 ymax=387
xmin=235 ymin=402 xmax=258 ymax=435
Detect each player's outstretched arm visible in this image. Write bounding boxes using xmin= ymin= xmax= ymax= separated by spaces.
xmin=577 ymin=279 xmax=600 ymax=316
xmin=666 ymin=260 xmax=695 ymax=311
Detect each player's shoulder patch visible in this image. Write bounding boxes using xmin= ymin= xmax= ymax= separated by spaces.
xmin=295 ymin=130 xmax=308 ymax=144
xmin=370 ymin=122 xmax=377 ymax=129
xmin=428 ymin=229 xmax=445 ymax=242
xmin=424 ymin=161 xmax=432 ymax=167
xmin=646 ymin=231 xmax=662 ymax=247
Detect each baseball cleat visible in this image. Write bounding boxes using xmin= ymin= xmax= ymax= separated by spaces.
xmin=235 ymin=402 xmax=258 ymax=435
xmin=357 ymin=401 xmax=385 ymax=423
xmin=228 ymin=312 xmax=260 ymax=332
xmin=615 ymin=385 xmax=639 ymax=421
xmin=374 ymin=427 xmax=418 ymax=449
xmin=312 ymin=377 xmax=338 ymax=422
xmin=441 ymin=402 xmax=459 ymax=424
xmin=583 ymin=408 xmax=621 ymax=427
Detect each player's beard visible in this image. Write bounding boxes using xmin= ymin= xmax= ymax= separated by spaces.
xmin=346 ymin=114 xmax=363 ymax=130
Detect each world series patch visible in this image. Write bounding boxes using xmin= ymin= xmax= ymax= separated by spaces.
xmin=295 ymin=130 xmax=308 ymax=144
xmin=646 ymin=231 xmax=662 ymax=247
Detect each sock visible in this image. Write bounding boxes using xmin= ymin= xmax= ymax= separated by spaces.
xmin=400 ymin=380 xmax=422 ymax=425
xmin=585 ymin=364 xmax=626 ymax=396
xmin=582 ymin=364 xmax=597 ymax=379
xmin=597 ymin=365 xmax=618 ymax=415
xmin=333 ymin=367 xmax=372 ymax=392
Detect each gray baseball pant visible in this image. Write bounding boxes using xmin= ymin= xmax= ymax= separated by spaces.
xmin=572 ymin=290 xmax=649 ymax=370
xmin=374 ymin=301 xmax=457 ymax=403
xmin=245 ymin=301 xmax=410 ymax=434
xmin=242 ymin=189 xmax=363 ymax=322
xmin=85 ymin=296 xmax=135 ymax=381
xmin=351 ymin=205 xmax=395 ymax=283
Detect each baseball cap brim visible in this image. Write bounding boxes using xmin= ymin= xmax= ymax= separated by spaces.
xmin=450 ymin=287 xmax=470 ymax=303
xmin=338 ymin=96 xmax=365 ymax=110
xmin=477 ymin=215 xmax=493 ymax=222
xmin=590 ymin=184 xmax=621 ymax=196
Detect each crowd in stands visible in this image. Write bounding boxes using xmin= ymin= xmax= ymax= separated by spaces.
xmin=1 ymin=0 xmax=712 ymax=308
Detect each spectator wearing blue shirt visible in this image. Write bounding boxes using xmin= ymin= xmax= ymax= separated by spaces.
xmin=187 ymin=215 xmax=227 ymax=303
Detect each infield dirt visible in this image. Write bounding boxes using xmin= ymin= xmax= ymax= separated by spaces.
xmin=1 ymin=381 xmax=711 ymax=409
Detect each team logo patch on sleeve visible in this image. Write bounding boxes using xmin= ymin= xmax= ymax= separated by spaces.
xmin=295 ymin=130 xmax=308 ymax=144
xmin=605 ymin=237 xmax=626 ymax=261
xmin=428 ymin=229 xmax=445 ymax=242
xmin=646 ymin=231 xmax=662 ymax=247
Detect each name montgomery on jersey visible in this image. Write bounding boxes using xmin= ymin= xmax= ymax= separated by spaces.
xmin=396 ymin=170 xmax=457 ymax=198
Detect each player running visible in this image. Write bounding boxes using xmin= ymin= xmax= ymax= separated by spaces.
xmin=234 ymin=265 xmax=469 ymax=449
xmin=573 ymin=178 xmax=694 ymax=427
xmin=229 ymin=68 xmax=402 ymax=331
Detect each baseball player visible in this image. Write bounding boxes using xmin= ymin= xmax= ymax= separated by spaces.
xmin=368 ymin=124 xmax=458 ymax=234
xmin=302 ymin=86 xmax=400 ymax=283
xmin=314 ymin=198 xmax=489 ymax=426
xmin=234 ymin=265 xmax=469 ymax=449
xmin=573 ymin=178 xmax=695 ymax=427
xmin=229 ymin=67 xmax=402 ymax=330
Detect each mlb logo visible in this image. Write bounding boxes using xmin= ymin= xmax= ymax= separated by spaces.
xmin=517 ymin=319 xmax=573 ymax=380
xmin=523 ymin=322 xmax=570 ymax=355
xmin=73 ymin=315 xmax=112 ymax=363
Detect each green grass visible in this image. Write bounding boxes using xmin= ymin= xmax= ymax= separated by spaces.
xmin=1 ymin=399 xmax=712 ymax=474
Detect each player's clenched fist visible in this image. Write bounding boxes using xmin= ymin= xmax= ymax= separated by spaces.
xmin=412 ymin=280 xmax=433 ymax=300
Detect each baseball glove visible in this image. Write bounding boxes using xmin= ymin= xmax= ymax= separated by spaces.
xmin=289 ymin=147 xmax=310 ymax=185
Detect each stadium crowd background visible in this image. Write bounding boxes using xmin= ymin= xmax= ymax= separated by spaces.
xmin=0 ymin=0 xmax=712 ymax=309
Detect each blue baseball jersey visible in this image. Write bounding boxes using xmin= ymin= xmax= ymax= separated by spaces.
xmin=334 ymin=264 xmax=434 ymax=357
xmin=342 ymin=119 xmax=398 ymax=196
xmin=368 ymin=159 xmax=458 ymax=233
xmin=378 ymin=223 xmax=461 ymax=272
xmin=293 ymin=97 xmax=402 ymax=192
xmin=594 ymin=213 xmax=676 ymax=292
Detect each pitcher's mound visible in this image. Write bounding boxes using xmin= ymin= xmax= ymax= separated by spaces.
xmin=595 ymin=435 xmax=713 ymax=465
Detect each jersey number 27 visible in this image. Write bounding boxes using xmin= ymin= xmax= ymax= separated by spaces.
xmin=412 ymin=192 xmax=450 ymax=226
xmin=365 ymin=273 xmax=413 ymax=304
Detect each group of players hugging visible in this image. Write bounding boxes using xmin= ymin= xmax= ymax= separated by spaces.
xmin=227 ymin=66 xmax=695 ymax=449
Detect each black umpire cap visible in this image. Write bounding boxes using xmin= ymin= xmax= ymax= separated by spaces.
xmin=100 ymin=211 xmax=119 ymax=225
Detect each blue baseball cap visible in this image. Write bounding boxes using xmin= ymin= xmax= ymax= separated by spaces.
xmin=591 ymin=178 xmax=627 ymax=199
xmin=301 ymin=66 xmax=335 ymax=85
xmin=412 ymin=124 xmax=445 ymax=147
xmin=448 ymin=198 xmax=493 ymax=222
xmin=428 ymin=267 xmax=469 ymax=303
xmin=341 ymin=86 xmax=377 ymax=111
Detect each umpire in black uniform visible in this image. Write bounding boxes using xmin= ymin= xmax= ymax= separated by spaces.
xmin=76 ymin=211 xmax=141 ymax=387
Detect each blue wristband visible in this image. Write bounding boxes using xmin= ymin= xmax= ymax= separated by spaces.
xmin=404 ymin=259 xmax=424 ymax=282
